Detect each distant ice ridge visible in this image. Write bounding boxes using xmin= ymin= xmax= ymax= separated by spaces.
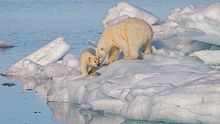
xmin=168 ymin=2 xmax=220 ymax=36
xmin=103 ymin=2 xmax=220 ymax=42
xmin=102 ymin=2 xmax=160 ymax=28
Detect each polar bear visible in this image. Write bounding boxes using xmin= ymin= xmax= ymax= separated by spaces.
xmin=96 ymin=17 xmax=153 ymax=64
xmin=80 ymin=48 xmax=99 ymax=77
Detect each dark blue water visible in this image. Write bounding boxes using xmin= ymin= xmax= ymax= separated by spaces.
xmin=0 ymin=0 xmax=218 ymax=124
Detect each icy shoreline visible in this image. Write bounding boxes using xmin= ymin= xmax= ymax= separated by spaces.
xmin=2 ymin=2 xmax=220 ymax=123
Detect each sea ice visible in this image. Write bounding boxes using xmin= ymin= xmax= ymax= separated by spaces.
xmin=3 ymin=1 xmax=220 ymax=124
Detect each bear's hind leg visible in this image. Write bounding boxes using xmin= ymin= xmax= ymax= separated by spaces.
xmin=127 ymin=44 xmax=139 ymax=60
xmin=143 ymin=43 xmax=152 ymax=55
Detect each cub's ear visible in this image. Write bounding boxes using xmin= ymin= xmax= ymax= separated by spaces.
xmin=95 ymin=48 xmax=98 ymax=55
xmin=88 ymin=40 xmax=97 ymax=47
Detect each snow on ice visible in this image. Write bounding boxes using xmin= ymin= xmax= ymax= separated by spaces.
xmin=2 ymin=2 xmax=220 ymax=124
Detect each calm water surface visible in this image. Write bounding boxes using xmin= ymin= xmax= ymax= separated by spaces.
xmin=0 ymin=0 xmax=219 ymax=124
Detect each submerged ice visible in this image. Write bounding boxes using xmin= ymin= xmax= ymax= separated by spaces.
xmin=2 ymin=1 xmax=220 ymax=124
xmin=0 ymin=40 xmax=14 ymax=48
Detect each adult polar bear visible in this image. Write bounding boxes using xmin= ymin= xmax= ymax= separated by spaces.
xmin=96 ymin=18 xmax=153 ymax=65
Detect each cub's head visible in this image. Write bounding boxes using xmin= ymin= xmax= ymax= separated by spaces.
xmin=87 ymin=54 xmax=99 ymax=67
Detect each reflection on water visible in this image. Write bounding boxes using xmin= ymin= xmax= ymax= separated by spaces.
xmin=5 ymin=76 xmax=53 ymax=97
xmin=48 ymin=102 xmax=180 ymax=124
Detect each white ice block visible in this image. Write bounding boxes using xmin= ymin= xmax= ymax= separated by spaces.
xmin=2 ymin=37 xmax=70 ymax=76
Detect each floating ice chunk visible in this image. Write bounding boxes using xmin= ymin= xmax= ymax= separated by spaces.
xmin=46 ymin=57 xmax=220 ymax=123
xmin=102 ymin=2 xmax=159 ymax=27
xmin=2 ymin=37 xmax=70 ymax=76
xmin=0 ymin=40 xmax=14 ymax=48
xmin=190 ymin=50 xmax=220 ymax=65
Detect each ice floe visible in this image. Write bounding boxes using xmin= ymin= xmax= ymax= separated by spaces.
xmin=2 ymin=1 xmax=220 ymax=124
xmin=46 ymin=58 xmax=220 ymax=123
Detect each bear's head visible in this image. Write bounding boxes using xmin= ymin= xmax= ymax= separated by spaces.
xmin=96 ymin=47 xmax=107 ymax=64
xmin=87 ymin=54 xmax=99 ymax=67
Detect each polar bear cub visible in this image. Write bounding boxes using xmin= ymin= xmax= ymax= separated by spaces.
xmin=96 ymin=17 xmax=153 ymax=64
xmin=80 ymin=48 xmax=99 ymax=77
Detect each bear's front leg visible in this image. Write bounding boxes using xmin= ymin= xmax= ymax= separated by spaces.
xmin=118 ymin=44 xmax=129 ymax=60
xmin=88 ymin=67 xmax=100 ymax=76
xmin=104 ymin=47 xmax=119 ymax=66
xmin=114 ymin=38 xmax=129 ymax=60
xmin=81 ymin=66 xmax=89 ymax=77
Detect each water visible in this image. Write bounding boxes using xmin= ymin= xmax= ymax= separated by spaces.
xmin=0 ymin=0 xmax=219 ymax=124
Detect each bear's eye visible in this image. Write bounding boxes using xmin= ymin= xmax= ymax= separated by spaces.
xmin=101 ymin=48 xmax=104 ymax=51
xmin=88 ymin=57 xmax=91 ymax=60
